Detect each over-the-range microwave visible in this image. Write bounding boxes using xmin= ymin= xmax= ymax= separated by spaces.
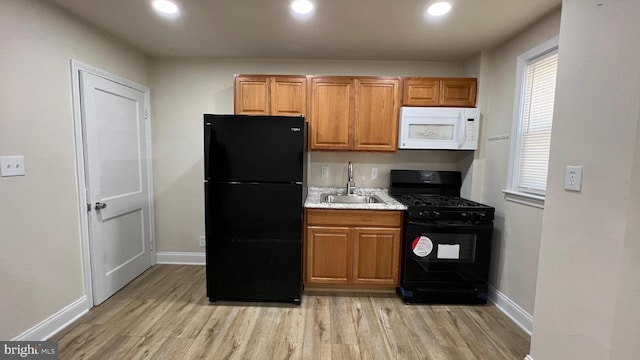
xmin=398 ymin=107 xmax=480 ymax=150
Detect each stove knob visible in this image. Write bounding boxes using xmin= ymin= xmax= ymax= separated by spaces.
xmin=431 ymin=211 xmax=440 ymax=218
xmin=461 ymin=212 xmax=468 ymax=218
xmin=419 ymin=211 xmax=424 ymax=217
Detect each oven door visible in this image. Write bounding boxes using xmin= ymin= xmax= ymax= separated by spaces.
xmin=402 ymin=220 xmax=492 ymax=286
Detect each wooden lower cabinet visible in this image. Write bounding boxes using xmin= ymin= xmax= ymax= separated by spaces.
xmin=304 ymin=209 xmax=402 ymax=287
xmin=306 ymin=226 xmax=351 ymax=284
xmin=352 ymin=227 xmax=401 ymax=285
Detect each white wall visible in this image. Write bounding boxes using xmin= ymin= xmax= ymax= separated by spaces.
xmin=476 ymin=10 xmax=562 ymax=317
xmin=149 ymin=58 xmax=465 ymax=253
xmin=530 ymin=0 xmax=640 ymax=359
xmin=0 ymin=0 xmax=149 ymax=339
xmin=609 ymin=115 xmax=640 ymax=359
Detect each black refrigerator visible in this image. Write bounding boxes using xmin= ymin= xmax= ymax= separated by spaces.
xmin=204 ymin=114 xmax=307 ymax=304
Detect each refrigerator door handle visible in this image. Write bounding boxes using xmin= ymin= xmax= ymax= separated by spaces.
xmin=204 ymin=182 xmax=212 ymax=237
xmin=204 ymin=122 xmax=212 ymax=180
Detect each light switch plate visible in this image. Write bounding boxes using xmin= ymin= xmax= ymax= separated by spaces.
xmin=0 ymin=156 xmax=26 ymax=177
xmin=371 ymin=167 xmax=378 ymax=180
xmin=321 ymin=165 xmax=329 ymax=178
xmin=564 ymin=165 xmax=582 ymax=192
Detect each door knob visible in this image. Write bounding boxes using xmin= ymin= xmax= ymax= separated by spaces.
xmin=95 ymin=202 xmax=107 ymax=210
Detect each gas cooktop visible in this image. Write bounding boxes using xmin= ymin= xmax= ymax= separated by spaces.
xmin=389 ymin=170 xmax=495 ymax=221
xmin=392 ymin=194 xmax=490 ymax=208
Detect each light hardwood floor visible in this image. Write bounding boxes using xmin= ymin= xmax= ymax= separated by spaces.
xmin=51 ymin=265 xmax=530 ymax=359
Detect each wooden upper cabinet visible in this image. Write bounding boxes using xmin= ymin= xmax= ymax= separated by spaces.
xmin=402 ymin=78 xmax=440 ymax=106
xmin=402 ymin=77 xmax=477 ymax=107
xmin=270 ymin=76 xmax=308 ymax=116
xmin=352 ymin=227 xmax=401 ymax=285
xmin=234 ymin=75 xmax=270 ymax=115
xmin=234 ymin=75 xmax=308 ymax=116
xmin=440 ymin=78 xmax=477 ymax=107
xmin=309 ymin=76 xmax=399 ymax=152
xmin=309 ymin=77 xmax=353 ymax=150
xmin=354 ymin=78 xmax=400 ymax=151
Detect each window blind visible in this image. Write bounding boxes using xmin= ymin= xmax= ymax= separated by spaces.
xmin=517 ymin=52 xmax=558 ymax=195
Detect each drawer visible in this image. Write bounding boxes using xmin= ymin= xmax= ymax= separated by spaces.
xmin=306 ymin=209 xmax=403 ymax=227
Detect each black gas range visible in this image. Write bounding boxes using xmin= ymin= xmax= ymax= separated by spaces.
xmin=389 ymin=170 xmax=495 ymax=304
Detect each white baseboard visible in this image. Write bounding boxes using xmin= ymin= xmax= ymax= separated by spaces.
xmin=524 ymin=355 xmax=534 ymax=360
xmin=488 ymin=285 xmax=533 ymax=335
xmin=12 ymin=296 xmax=90 ymax=341
xmin=156 ymin=251 xmax=205 ymax=265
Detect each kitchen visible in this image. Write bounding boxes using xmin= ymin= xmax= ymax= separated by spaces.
xmin=1 ymin=1 xmax=640 ymax=359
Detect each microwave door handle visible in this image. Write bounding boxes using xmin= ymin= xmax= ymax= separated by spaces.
xmin=458 ymin=111 xmax=466 ymax=149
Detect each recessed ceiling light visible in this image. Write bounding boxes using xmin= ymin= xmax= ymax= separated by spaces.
xmin=427 ymin=2 xmax=452 ymax=16
xmin=291 ymin=0 xmax=314 ymax=15
xmin=152 ymin=0 xmax=180 ymax=16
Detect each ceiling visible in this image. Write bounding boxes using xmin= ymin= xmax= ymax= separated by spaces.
xmin=49 ymin=0 xmax=561 ymax=61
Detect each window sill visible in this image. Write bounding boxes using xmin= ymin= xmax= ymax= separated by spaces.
xmin=502 ymin=190 xmax=545 ymax=209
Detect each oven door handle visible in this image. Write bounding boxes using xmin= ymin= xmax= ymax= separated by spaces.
xmin=407 ymin=220 xmax=451 ymax=227
xmin=407 ymin=220 xmax=492 ymax=229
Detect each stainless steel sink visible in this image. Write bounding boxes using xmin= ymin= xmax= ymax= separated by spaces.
xmin=320 ymin=193 xmax=385 ymax=204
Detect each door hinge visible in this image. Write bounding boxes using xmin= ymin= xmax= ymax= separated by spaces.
xmin=144 ymin=108 xmax=149 ymax=120
xmin=87 ymin=203 xmax=91 ymax=211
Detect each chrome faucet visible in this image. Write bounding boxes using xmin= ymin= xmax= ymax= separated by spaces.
xmin=347 ymin=161 xmax=356 ymax=195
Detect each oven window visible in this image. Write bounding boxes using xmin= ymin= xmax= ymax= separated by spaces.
xmin=409 ymin=233 xmax=476 ymax=263
xmin=408 ymin=124 xmax=454 ymax=141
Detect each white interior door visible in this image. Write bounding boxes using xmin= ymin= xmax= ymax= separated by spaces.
xmin=80 ymin=71 xmax=153 ymax=305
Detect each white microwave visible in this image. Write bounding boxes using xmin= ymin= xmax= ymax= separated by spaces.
xmin=398 ymin=107 xmax=480 ymax=150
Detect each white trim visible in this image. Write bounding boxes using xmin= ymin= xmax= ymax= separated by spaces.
xmin=156 ymin=252 xmax=206 ymax=265
xmin=70 ymin=60 xmax=94 ymax=307
xmin=144 ymin=90 xmax=157 ymax=266
xmin=524 ymin=355 xmax=535 ymax=360
xmin=502 ymin=190 xmax=545 ymax=209
xmin=70 ymin=59 xmax=155 ymax=306
xmin=12 ymin=296 xmax=90 ymax=341
xmin=506 ymin=36 xmax=559 ymax=199
xmin=488 ymin=285 xmax=534 ymax=335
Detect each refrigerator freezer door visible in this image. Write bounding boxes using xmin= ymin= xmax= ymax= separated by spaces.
xmin=205 ymin=114 xmax=305 ymax=183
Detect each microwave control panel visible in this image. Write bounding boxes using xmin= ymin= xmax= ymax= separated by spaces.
xmin=465 ymin=118 xmax=476 ymax=143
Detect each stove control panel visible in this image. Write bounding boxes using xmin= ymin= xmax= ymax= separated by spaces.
xmin=410 ymin=210 xmax=493 ymax=221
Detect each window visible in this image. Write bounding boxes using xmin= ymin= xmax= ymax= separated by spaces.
xmin=505 ymin=37 xmax=559 ymax=208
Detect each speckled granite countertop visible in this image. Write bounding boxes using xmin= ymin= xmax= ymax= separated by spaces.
xmin=304 ymin=187 xmax=407 ymax=211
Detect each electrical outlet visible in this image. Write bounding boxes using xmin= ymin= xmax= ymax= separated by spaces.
xmin=371 ymin=167 xmax=378 ymax=180
xmin=321 ymin=165 xmax=329 ymax=178
xmin=564 ymin=166 xmax=583 ymax=192
xmin=199 ymin=236 xmax=206 ymax=247
xmin=0 ymin=155 xmax=26 ymax=177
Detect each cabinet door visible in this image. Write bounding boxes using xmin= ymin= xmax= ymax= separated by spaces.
xmin=440 ymin=78 xmax=477 ymax=107
xmin=234 ymin=75 xmax=270 ymax=115
xmin=306 ymin=226 xmax=352 ymax=284
xmin=402 ymin=78 xmax=440 ymax=106
xmin=309 ymin=77 xmax=353 ymax=150
xmin=354 ymin=78 xmax=400 ymax=151
xmin=271 ymin=76 xmax=308 ymax=116
xmin=352 ymin=227 xmax=401 ymax=285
